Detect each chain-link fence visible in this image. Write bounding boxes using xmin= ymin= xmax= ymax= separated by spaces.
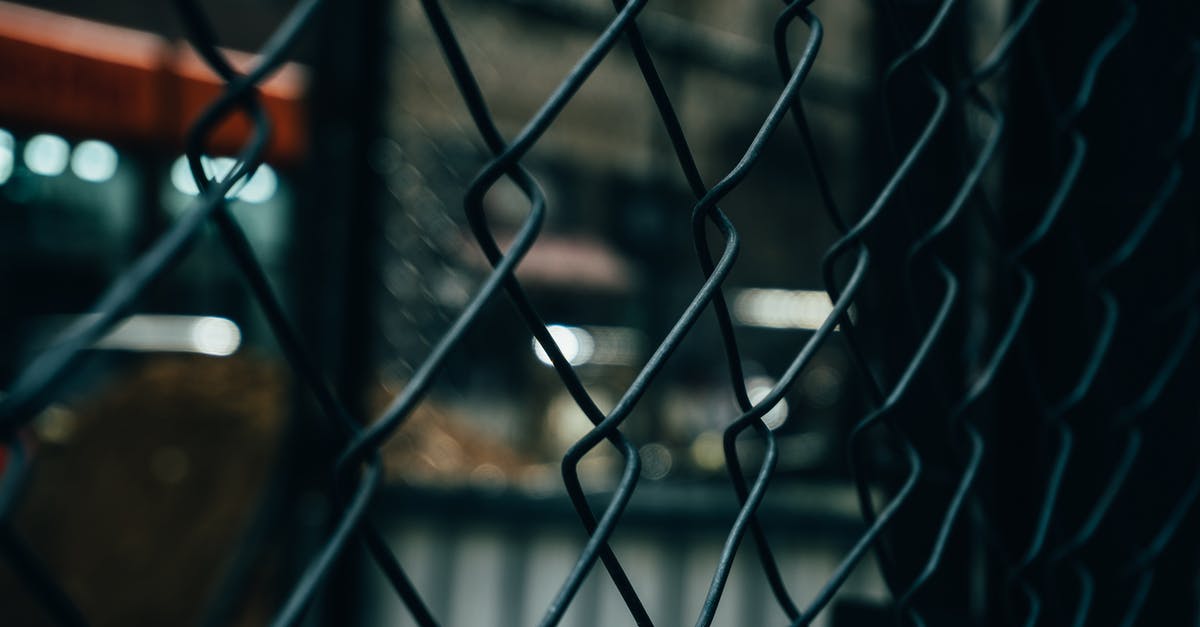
xmin=2 ymin=0 xmax=1200 ymax=625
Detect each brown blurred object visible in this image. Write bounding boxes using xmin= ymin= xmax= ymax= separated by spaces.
xmin=0 ymin=355 xmax=287 ymax=626
xmin=368 ymin=385 xmax=532 ymax=489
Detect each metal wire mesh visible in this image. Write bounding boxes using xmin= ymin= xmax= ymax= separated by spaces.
xmin=2 ymin=0 xmax=1199 ymax=625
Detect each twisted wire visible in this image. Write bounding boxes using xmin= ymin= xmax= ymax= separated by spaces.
xmin=1000 ymin=7 xmax=1137 ymax=625
xmin=890 ymin=1 xmax=1045 ymax=622
xmin=2 ymin=1 xmax=1199 ymax=626
xmin=1039 ymin=37 xmax=1200 ymax=627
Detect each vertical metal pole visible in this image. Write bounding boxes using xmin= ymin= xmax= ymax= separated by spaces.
xmin=290 ymin=0 xmax=390 ymax=623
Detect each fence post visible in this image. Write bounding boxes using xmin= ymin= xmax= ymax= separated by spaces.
xmin=290 ymin=0 xmax=391 ymax=623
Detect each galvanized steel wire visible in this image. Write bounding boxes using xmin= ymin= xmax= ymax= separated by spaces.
xmin=2 ymin=0 xmax=1200 ymax=625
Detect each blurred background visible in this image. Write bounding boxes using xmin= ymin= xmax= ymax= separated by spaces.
xmin=0 ymin=0 xmax=1076 ymax=625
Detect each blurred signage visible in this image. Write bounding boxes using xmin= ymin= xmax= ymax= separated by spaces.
xmin=0 ymin=1 xmax=307 ymax=163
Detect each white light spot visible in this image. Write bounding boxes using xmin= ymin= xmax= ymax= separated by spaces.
xmin=533 ymin=325 xmax=594 ymax=366
xmin=732 ymin=288 xmax=836 ymax=331
xmin=170 ymin=155 xmax=200 ymax=195
xmin=237 ymin=164 xmax=277 ymax=203
xmin=639 ymin=443 xmax=673 ymax=480
xmin=747 ymin=377 xmax=789 ymax=430
xmin=189 ymin=317 xmax=242 ymax=356
xmin=70 ymin=140 xmax=119 ymax=182
xmin=170 ymin=155 xmax=270 ymax=201
xmin=91 ymin=314 xmax=241 ymax=356
xmin=0 ymin=129 xmax=13 ymax=185
xmin=204 ymin=157 xmax=238 ymax=195
xmin=24 ymin=134 xmax=70 ymax=176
